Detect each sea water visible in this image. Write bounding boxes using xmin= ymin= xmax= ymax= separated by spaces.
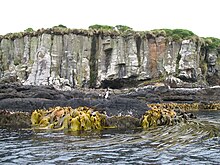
xmin=0 ymin=110 xmax=220 ymax=164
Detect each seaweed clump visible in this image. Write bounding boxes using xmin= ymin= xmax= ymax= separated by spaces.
xmin=31 ymin=106 xmax=107 ymax=132
xmin=141 ymin=103 xmax=200 ymax=129
xmin=141 ymin=106 xmax=177 ymax=129
xmin=30 ymin=103 xmax=203 ymax=132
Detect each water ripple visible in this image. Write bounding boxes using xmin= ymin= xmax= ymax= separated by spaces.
xmin=0 ymin=110 xmax=220 ymax=164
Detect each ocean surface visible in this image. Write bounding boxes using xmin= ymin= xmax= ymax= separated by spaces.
xmin=0 ymin=110 xmax=220 ymax=165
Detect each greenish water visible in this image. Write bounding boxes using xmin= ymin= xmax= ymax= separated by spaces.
xmin=0 ymin=110 xmax=220 ymax=165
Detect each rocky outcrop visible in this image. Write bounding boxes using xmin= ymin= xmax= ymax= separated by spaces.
xmin=1 ymin=83 xmax=220 ymax=113
xmin=0 ymin=82 xmax=220 ymax=128
xmin=0 ymin=82 xmax=219 ymax=127
xmin=0 ymin=29 xmax=219 ymax=89
xmin=178 ymin=40 xmax=200 ymax=82
xmin=0 ymin=83 xmax=151 ymax=118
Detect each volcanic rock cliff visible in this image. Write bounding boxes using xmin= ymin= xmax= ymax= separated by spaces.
xmin=0 ymin=28 xmax=219 ymax=89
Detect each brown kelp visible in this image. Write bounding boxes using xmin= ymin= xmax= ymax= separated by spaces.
xmin=31 ymin=106 xmax=107 ymax=131
xmin=30 ymin=103 xmax=212 ymax=132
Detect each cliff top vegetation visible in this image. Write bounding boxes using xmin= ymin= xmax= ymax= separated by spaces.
xmin=0 ymin=24 xmax=219 ymax=50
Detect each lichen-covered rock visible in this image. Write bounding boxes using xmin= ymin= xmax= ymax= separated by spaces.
xmin=206 ymin=50 xmax=220 ymax=85
xmin=164 ymin=42 xmax=181 ymax=74
xmin=178 ymin=40 xmax=200 ymax=82
xmin=24 ymin=47 xmax=51 ymax=85
xmin=24 ymin=34 xmax=52 ymax=86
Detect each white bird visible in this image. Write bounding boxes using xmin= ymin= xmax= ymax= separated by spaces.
xmin=104 ymin=88 xmax=110 ymax=99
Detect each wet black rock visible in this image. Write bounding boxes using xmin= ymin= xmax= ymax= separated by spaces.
xmin=0 ymin=83 xmax=150 ymax=118
xmin=0 ymin=83 xmax=220 ymax=118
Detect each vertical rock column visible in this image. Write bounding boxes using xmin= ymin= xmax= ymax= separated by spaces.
xmin=24 ymin=34 xmax=52 ymax=85
xmin=50 ymin=35 xmax=63 ymax=78
xmin=148 ymin=38 xmax=158 ymax=78
xmin=98 ymin=36 xmax=113 ymax=83
xmin=89 ymin=35 xmax=99 ymax=88
xmin=63 ymin=34 xmax=75 ymax=87
xmin=0 ymin=39 xmax=14 ymax=71
xmin=125 ymin=36 xmax=139 ymax=78
xmin=0 ymin=39 xmax=16 ymax=81
xmin=178 ymin=40 xmax=200 ymax=82
xmin=72 ymin=35 xmax=91 ymax=87
xmin=137 ymin=37 xmax=149 ymax=80
xmin=206 ymin=50 xmax=220 ymax=85
xmin=164 ymin=41 xmax=181 ymax=75
xmin=14 ymin=37 xmax=26 ymax=81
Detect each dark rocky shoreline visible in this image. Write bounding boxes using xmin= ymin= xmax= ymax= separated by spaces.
xmin=0 ymin=83 xmax=220 ymax=128
xmin=0 ymin=83 xmax=150 ymax=117
xmin=1 ymin=83 xmax=220 ymax=113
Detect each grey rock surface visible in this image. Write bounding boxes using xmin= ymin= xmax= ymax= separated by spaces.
xmin=0 ymin=30 xmax=219 ymax=88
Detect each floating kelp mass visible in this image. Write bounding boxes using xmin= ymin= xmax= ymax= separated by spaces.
xmin=31 ymin=106 xmax=107 ymax=131
xmin=30 ymin=103 xmax=220 ymax=131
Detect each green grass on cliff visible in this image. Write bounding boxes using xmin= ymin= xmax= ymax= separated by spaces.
xmin=0 ymin=24 xmax=219 ymax=50
xmin=149 ymin=28 xmax=195 ymax=41
xmin=203 ymin=37 xmax=220 ymax=50
xmin=89 ymin=24 xmax=133 ymax=33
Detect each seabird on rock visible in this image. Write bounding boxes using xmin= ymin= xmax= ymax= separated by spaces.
xmin=104 ymin=87 xmax=110 ymax=99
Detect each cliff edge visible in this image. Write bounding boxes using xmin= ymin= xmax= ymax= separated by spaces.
xmin=0 ymin=27 xmax=219 ymax=89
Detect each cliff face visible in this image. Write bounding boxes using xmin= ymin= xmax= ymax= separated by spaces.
xmin=0 ymin=30 xmax=219 ymax=89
